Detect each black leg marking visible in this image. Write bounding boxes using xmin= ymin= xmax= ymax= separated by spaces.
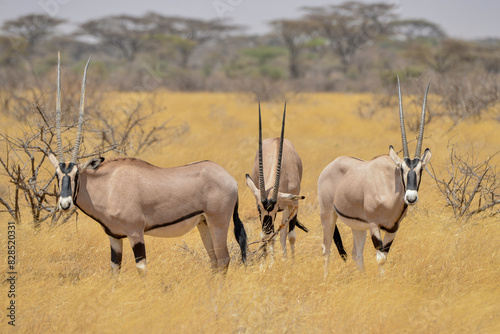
xmin=381 ymin=241 xmax=393 ymax=254
xmin=371 ymin=235 xmax=383 ymax=251
xmin=132 ymin=242 xmax=146 ymax=263
xmin=333 ymin=225 xmax=347 ymax=261
xmin=289 ymin=215 xmax=297 ymax=232
xmin=110 ymin=246 xmax=122 ymax=267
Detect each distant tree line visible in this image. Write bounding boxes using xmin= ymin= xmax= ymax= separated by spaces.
xmin=0 ymin=1 xmax=499 ymax=105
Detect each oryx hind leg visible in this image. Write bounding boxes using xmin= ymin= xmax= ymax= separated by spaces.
xmin=128 ymin=232 xmax=147 ymax=276
xmin=196 ymin=215 xmax=218 ymax=271
xmin=204 ymin=213 xmax=230 ymax=273
xmin=109 ymin=236 xmax=123 ymax=275
xmin=320 ymin=205 xmax=336 ymax=267
xmin=352 ymin=229 xmax=367 ymax=271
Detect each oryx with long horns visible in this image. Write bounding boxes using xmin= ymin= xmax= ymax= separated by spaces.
xmin=246 ymin=103 xmax=307 ymax=259
xmin=318 ymin=77 xmax=432 ymax=271
xmin=49 ymin=53 xmax=247 ymax=275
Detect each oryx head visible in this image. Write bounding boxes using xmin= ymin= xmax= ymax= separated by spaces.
xmin=389 ymin=76 xmax=432 ymax=205
xmin=48 ymin=52 xmax=103 ymax=211
xmin=246 ymin=103 xmax=304 ymax=234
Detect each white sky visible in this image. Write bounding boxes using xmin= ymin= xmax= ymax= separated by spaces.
xmin=0 ymin=0 xmax=498 ymax=40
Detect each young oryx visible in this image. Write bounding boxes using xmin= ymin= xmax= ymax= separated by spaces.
xmin=49 ymin=54 xmax=247 ymax=275
xmin=246 ymin=103 xmax=307 ymax=259
xmin=318 ymin=77 xmax=432 ymax=271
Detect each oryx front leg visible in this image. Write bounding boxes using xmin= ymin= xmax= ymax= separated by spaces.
xmin=109 ymin=236 xmax=123 ymax=275
xmin=369 ymin=223 xmax=386 ymax=265
xmin=129 ymin=233 xmax=147 ymax=276
xmin=352 ymin=229 xmax=367 ymax=271
xmin=279 ymin=206 xmax=295 ymax=259
xmin=382 ymin=231 xmax=397 ymax=260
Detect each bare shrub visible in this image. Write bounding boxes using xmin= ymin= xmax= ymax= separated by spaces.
xmin=433 ymin=72 xmax=499 ymax=123
xmin=90 ymin=95 xmax=189 ymax=156
xmin=0 ymin=105 xmax=110 ymax=226
xmin=429 ymin=143 xmax=500 ymax=219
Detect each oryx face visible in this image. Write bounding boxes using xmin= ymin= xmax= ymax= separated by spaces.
xmin=246 ymin=175 xmax=304 ymax=234
xmin=49 ymin=153 xmax=104 ymax=211
xmin=391 ymin=148 xmax=432 ymax=205
xmin=258 ymin=199 xmax=278 ymax=233
xmin=50 ymin=155 xmax=79 ymax=210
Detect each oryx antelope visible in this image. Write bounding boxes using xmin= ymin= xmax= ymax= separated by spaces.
xmin=246 ymin=104 xmax=307 ymax=259
xmin=49 ymin=53 xmax=247 ymax=275
xmin=318 ymin=77 xmax=432 ymax=271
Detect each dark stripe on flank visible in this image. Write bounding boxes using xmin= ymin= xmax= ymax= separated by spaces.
xmin=145 ymin=211 xmax=204 ymax=232
xmin=334 ymin=205 xmax=367 ymax=223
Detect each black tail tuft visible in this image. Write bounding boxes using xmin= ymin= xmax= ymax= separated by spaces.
xmin=333 ymin=224 xmax=347 ymax=261
xmin=233 ymin=201 xmax=248 ymax=263
xmin=295 ymin=219 xmax=309 ymax=233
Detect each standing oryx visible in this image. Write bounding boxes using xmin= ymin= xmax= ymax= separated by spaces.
xmin=246 ymin=103 xmax=307 ymax=259
xmin=49 ymin=53 xmax=247 ymax=275
xmin=318 ymin=77 xmax=432 ymax=271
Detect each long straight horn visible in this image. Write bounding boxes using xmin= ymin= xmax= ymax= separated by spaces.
xmin=71 ymin=56 xmax=91 ymax=163
xmin=271 ymin=102 xmax=286 ymax=202
xmin=56 ymin=52 xmax=63 ymax=163
xmin=397 ymin=76 xmax=410 ymax=159
xmin=258 ymin=103 xmax=266 ymax=201
xmin=415 ymin=80 xmax=431 ymax=158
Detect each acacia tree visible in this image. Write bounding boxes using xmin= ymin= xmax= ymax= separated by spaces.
xmin=270 ymin=19 xmax=313 ymax=79
xmin=165 ymin=16 xmax=240 ymax=68
xmin=303 ymin=1 xmax=395 ymax=74
xmin=390 ymin=19 xmax=446 ymax=41
xmin=79 ymin=15 xmax=156 ymax=62
xmin=2 ymin=14 xmax=65 ymax=54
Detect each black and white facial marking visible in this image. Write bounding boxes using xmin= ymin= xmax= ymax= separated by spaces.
xmin=258 ymin=199 xmax=278 ymax=234
xmin=390 ymin=146 xmax=431 ymax=206
xmin=401 ymin=158 xmax=422 ymax=204
xmin=55 ymin=162 xmax=79 ymax=211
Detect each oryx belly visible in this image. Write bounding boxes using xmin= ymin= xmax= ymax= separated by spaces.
xmin=145 ymin=213 xmax=204 ymax=237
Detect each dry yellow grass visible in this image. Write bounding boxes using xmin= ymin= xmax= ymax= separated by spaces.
xmin=1 ymin=92 xmax=499 ymax=333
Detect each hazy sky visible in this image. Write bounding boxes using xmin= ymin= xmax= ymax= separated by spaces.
xmin=0 ymin=0 xmax=498 ymax=39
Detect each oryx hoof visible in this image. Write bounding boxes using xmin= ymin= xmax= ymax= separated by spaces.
xmin=376 ymin=251 xmax=387 ymax=265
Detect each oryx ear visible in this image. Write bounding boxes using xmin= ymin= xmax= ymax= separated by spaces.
xmin=79 ymin=157 xmax=104 ymax=172
xmin=420 ymin=148 xmax=432 ymax=167
xmin=48 ymin=153 xmax=59 ymax=168
xmin=278 ymin=192 xmax=305 ymax=205
xmin=389 ymin=145 xmax=403 ymax=167
xmin=245 ymin=174 xmax=261 ymax=200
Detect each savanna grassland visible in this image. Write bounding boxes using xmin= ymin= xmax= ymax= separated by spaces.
xmin=1 ymin=92 xmax=499 ymax=333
